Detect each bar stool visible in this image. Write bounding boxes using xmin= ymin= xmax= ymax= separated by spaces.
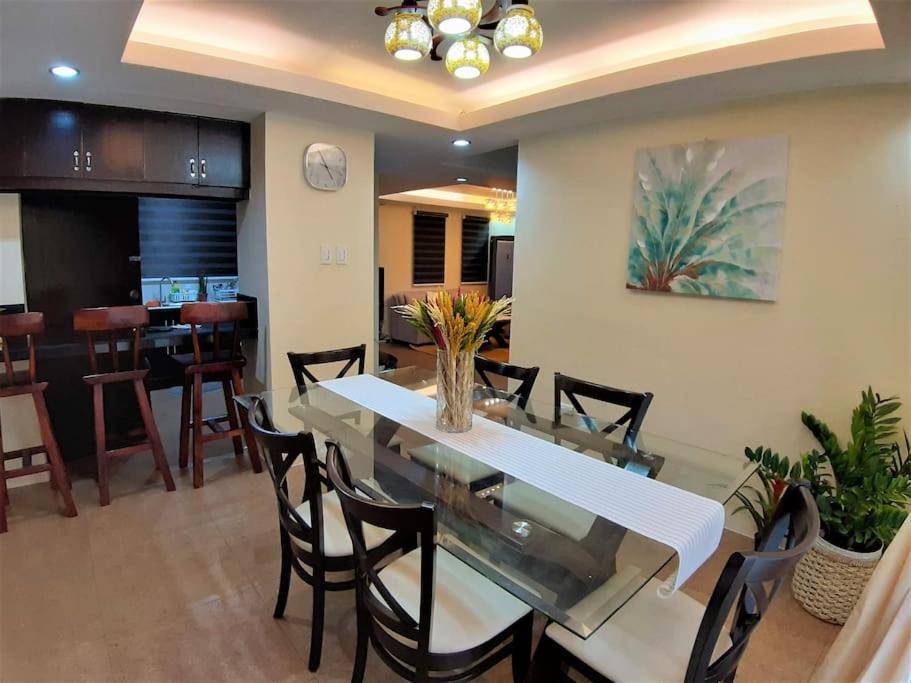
xmin=74 ymin=306 xmax=176 ymax=506
xmin=0 ymin=312 xmax=77 ymax=532
xmin=176 ymin=302 xmax=261 ymax=488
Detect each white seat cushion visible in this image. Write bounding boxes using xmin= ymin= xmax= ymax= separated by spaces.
xmin=545 ymin=578 xmax=732 ymax=683
xmin=371 ymin=547 xmax=531 ymax=654
xmin=491 ymin=480 xmax=597 ymax=542
xmin=291 ymin=490 xmax=392 ymax=558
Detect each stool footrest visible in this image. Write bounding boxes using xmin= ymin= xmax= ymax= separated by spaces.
xmin=3 ymin=445 xmax=47 ymax=461
xmin=107 ymin=442 xmax=153 ymax=459
xmin=4 ymin=463 xmax=51 ymax=479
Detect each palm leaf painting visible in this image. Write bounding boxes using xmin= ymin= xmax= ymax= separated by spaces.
xmin=626 ymin=136 xmax=788 ymax=301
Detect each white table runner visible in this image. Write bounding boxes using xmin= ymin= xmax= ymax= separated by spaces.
xmin=320 ymin=374 xmax=724 ymax=592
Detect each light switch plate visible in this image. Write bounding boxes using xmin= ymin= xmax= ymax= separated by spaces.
xmin=336 ymin=245 xmax=348 ymax=265
xmin=320 ymin=245 xmax=333 ymax=265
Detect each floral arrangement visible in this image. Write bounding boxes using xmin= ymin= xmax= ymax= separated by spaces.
xmin=393 ymin=291 xmax=512 ymax=354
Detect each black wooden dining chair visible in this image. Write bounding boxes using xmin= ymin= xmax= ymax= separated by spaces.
xmin=327 ymin=444 xmax=535 ymax=683
xmin=287 ymin=344 xmax=366 ymax=391
xmin=554 ymin=372 xmax=653 ymax=449
xmin=529 ymin=484 xmax=820 ymax=683
xmin=378 ymin=350 xmax=399 ymax=371
xmin=475 ymin=356 xmax=540 ymax=409
xmin=248 ymin=398 xmax=396 ymax=673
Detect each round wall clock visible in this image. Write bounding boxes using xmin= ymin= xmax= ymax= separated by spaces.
xmin=304 ymin=143 xmax=347 ymax=191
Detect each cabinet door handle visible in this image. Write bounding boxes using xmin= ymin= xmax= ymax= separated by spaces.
xmin=73 ymin=150 xmax=80 ymax=172
xmin=85 ymin=151 xmax=92 ymax=172
xmin=189 ymin=158 xmax=196 ymax=178
xmin=200 ymin=158 xmax=207 ymax=179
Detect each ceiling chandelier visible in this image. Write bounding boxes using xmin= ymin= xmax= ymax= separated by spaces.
xmin=377 ymin=0 xmax=543 ymax=80
xmin=486 ymin=188 xmax=516 ymax=223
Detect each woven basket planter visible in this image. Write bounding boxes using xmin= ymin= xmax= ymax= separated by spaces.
xmin=792 ymin=535 xmax=882 ymax=625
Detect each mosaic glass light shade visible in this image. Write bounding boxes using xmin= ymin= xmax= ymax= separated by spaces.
xmin=493 ymin=5 xmax=543 ymax=59
xmin=427 ymin=0 xmax=483 ymax=36
xmin=384 ymin=12 xmax=433 ymax=61
xmin=445 ymin=36 xmax=490 ymax=79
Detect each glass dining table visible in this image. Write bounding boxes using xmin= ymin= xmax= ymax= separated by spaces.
xmin=237 ymin=366 xmax=755 ymax=639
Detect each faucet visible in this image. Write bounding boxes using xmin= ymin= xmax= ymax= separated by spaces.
xmin=158 ymin=277 xmax=173 ymax=305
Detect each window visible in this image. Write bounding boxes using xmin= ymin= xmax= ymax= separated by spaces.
xmin=139 ymin=198 xmax=238 ymax=277
xmin=461 ymin=215 xmax=490 ymax=283
xmin=413 ymin=211 xmax=446 ymax=285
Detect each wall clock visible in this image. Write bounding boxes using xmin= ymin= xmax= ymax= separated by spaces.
xmin=304 ymin=143 xmax=347 ymax=191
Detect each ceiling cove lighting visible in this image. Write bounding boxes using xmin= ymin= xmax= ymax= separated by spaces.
xmin=49 ymin=65 xmax=80 ymax=79
xmin=451 ymin=137 xmax=471 ymax=147
xmin=375 ymin=0 xmax=543 ymax=80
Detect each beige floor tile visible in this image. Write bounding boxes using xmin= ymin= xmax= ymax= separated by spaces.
xmin=0 ymin=638 xmax=117 ymax=683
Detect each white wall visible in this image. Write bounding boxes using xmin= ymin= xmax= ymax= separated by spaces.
xmin=238 ymin=112 xmax=376 ymax=389
xmin=511 ymin=86 xmax=911 ymax=463
xmin=0 ymin=194 xmax=25 ymax=305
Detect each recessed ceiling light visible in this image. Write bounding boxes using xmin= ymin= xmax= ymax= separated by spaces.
xmin=49 ymin=65 xmax=79 ymax=79
xmin=455 ymin=177 xmax=469 ymax=183
xmin=451 ymin=138 xmax=471 ymax=148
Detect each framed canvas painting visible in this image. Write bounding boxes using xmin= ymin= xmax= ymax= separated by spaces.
xmin=626 ymin=135 xmax=788 ymax=301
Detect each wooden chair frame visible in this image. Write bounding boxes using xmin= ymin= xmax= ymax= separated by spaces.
xmin=0 ymin=312 xmax=77 ymax=531
xmin=178 ymin=302 xmax=261 ymax=488
xmin=529 ymin=484 xmax=820 ymax=683
xmin=287 ymin=344 xmax=366 ymax=391
xmin=327 ymin=444 xmax=534 ymax=683
xmin=475 ymin=356 xmax=540 ymax=409
xmin=554 ymin=372 xmax=653 ymax=449
xmin=74 ymin=306 xmax=176 ymax=505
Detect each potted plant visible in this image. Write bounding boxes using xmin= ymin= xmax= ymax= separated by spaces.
xmin=197 ymin=274 xmax=209 ymax=302
xmin=733 ymin=446 xmax=797 ymax=549
xmin=738 ymin=388 xmax=910 ymax=624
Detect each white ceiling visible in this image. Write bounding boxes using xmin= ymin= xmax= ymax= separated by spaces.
xmin=0 ymin=1 xmax=908 ymax=194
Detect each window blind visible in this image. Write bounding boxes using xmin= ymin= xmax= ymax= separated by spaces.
xmin=413 ymin=211 xmax=446 ymax=285
xmin=461 ymin=214 xmax=490 ymax=283
xmin=139 ymin=198 xmax=238 ymax=278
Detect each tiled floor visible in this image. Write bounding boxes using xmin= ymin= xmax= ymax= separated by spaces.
xmin=0 ymin=381 xmax=840 ymax=683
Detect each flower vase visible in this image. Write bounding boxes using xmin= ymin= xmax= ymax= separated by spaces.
xmin=435 ymin=350 xmax=474 ymax=433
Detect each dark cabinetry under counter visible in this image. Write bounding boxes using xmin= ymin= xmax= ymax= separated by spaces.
xmin=0 ymin=98 xmax=249 ymax=199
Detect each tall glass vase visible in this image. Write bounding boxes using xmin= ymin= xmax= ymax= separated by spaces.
xmin=435 ymin=350 xmax=474 ymax=433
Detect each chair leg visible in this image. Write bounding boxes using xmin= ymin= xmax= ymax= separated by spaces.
xmin=528 ymin=634 xmax=568 ymax=683
xmin=512 ymin=612 xmax=534 ymax=683
xmin=179 ymin=378 xmax=191 ymax=470
xmin=351 ymin=587 xmax=369 ymax=683
xmin=192 ymin=372 xmax=205 ymax=488
xmin=273 ymin=530 xmax=292 ymax=619
xmin=92 ymin=384 xmax=110 ymax=506
xmin=222 ymin=379 xmax=244 ymax=457
xmin=33 ymin=390 xmax=77 ymax=517
xmin=0 ymin=412 xmax=8 ymax=533
xmin=231 ymin=369 xmax=262 ymax=474
xmin=133 ymin=379 xmax=175 ymax=492
xmin=309 ymin=574 xmax=326 ymax=672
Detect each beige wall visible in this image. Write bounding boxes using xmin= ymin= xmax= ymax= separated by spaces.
xmin=239 ymin=112 xmax=376 ymax=389
xmin=0 ymin=194 xmax=25 ymax=305
xmin=511 ymin=86 xmax=911 ymax=462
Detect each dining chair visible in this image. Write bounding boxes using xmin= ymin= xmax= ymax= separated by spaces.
xmin=176 ymin=301 xmax=261 ymax=488
xmin=287 ymin=343 xmax=366 ymax=391
xmin=73 ymin=306 xmax=176 ymax=505
xmin=327 ymin=444 xmax=535 ymax=683
xmin=0 ymin=312 xmax=77 ymax=532
xmin=475 ymin=356 xmax=540 ymax=409
xmin=529 ymin=483 xmax=820 ymax=683
xmin=554 ymin=372 xmax=653 ymax=449
xmin=248 ymin=398 xmax=397 ymax=672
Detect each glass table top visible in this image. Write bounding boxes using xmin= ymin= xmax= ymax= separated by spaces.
xmin=238 ymin=366 xmax=754 ymax=638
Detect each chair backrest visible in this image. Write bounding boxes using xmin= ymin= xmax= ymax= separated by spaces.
xmin=73 ymin=306 xmax=149 ymax=374
xmin=249 ymin=397 xmax=328 ymax=570
xmin=378 ymin=350 xmax=399 ymax=371
xmin=326 ymin=445 xmax=436 ymax=665
xmin=475 ymin=356 xmax=540 ymax=409
xmin=180 ymin=301 xmax=247 ymax=364
xmin=685 ymin=484 xmax=820 ymax=683
xmin=0 ymin=312 xmax=44 ymax=386
xmin=554 ymin=372 xmax=653 ymax=449
xmin=287 ymin=344 xmax=366 ymax=391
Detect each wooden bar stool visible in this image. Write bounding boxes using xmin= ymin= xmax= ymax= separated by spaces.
xmin=74 ymin=306 xmax=176 ymax=506
xmin=0 ymin=312 xmax=77 ymax=532
xmin=176 ymin=302 xmax=261 ymax=488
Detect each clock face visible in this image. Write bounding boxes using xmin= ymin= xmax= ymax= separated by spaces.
xmin=305 ymin=143 xmax=347 ymax=191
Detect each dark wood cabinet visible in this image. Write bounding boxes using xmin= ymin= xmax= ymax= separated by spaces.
xmin=143 ymin=112 xmax=198 ymax=184
xmin=0 ymin=98 xmax=249 ymax=198
xmin=198 ymin=118 xmax=248 ymax=188
xmin=81 ymin=106 xmax=145 ymax=181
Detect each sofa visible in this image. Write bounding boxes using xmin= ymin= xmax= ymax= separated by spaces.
xmin=387 ymin=289 xmax=462 ymax=345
